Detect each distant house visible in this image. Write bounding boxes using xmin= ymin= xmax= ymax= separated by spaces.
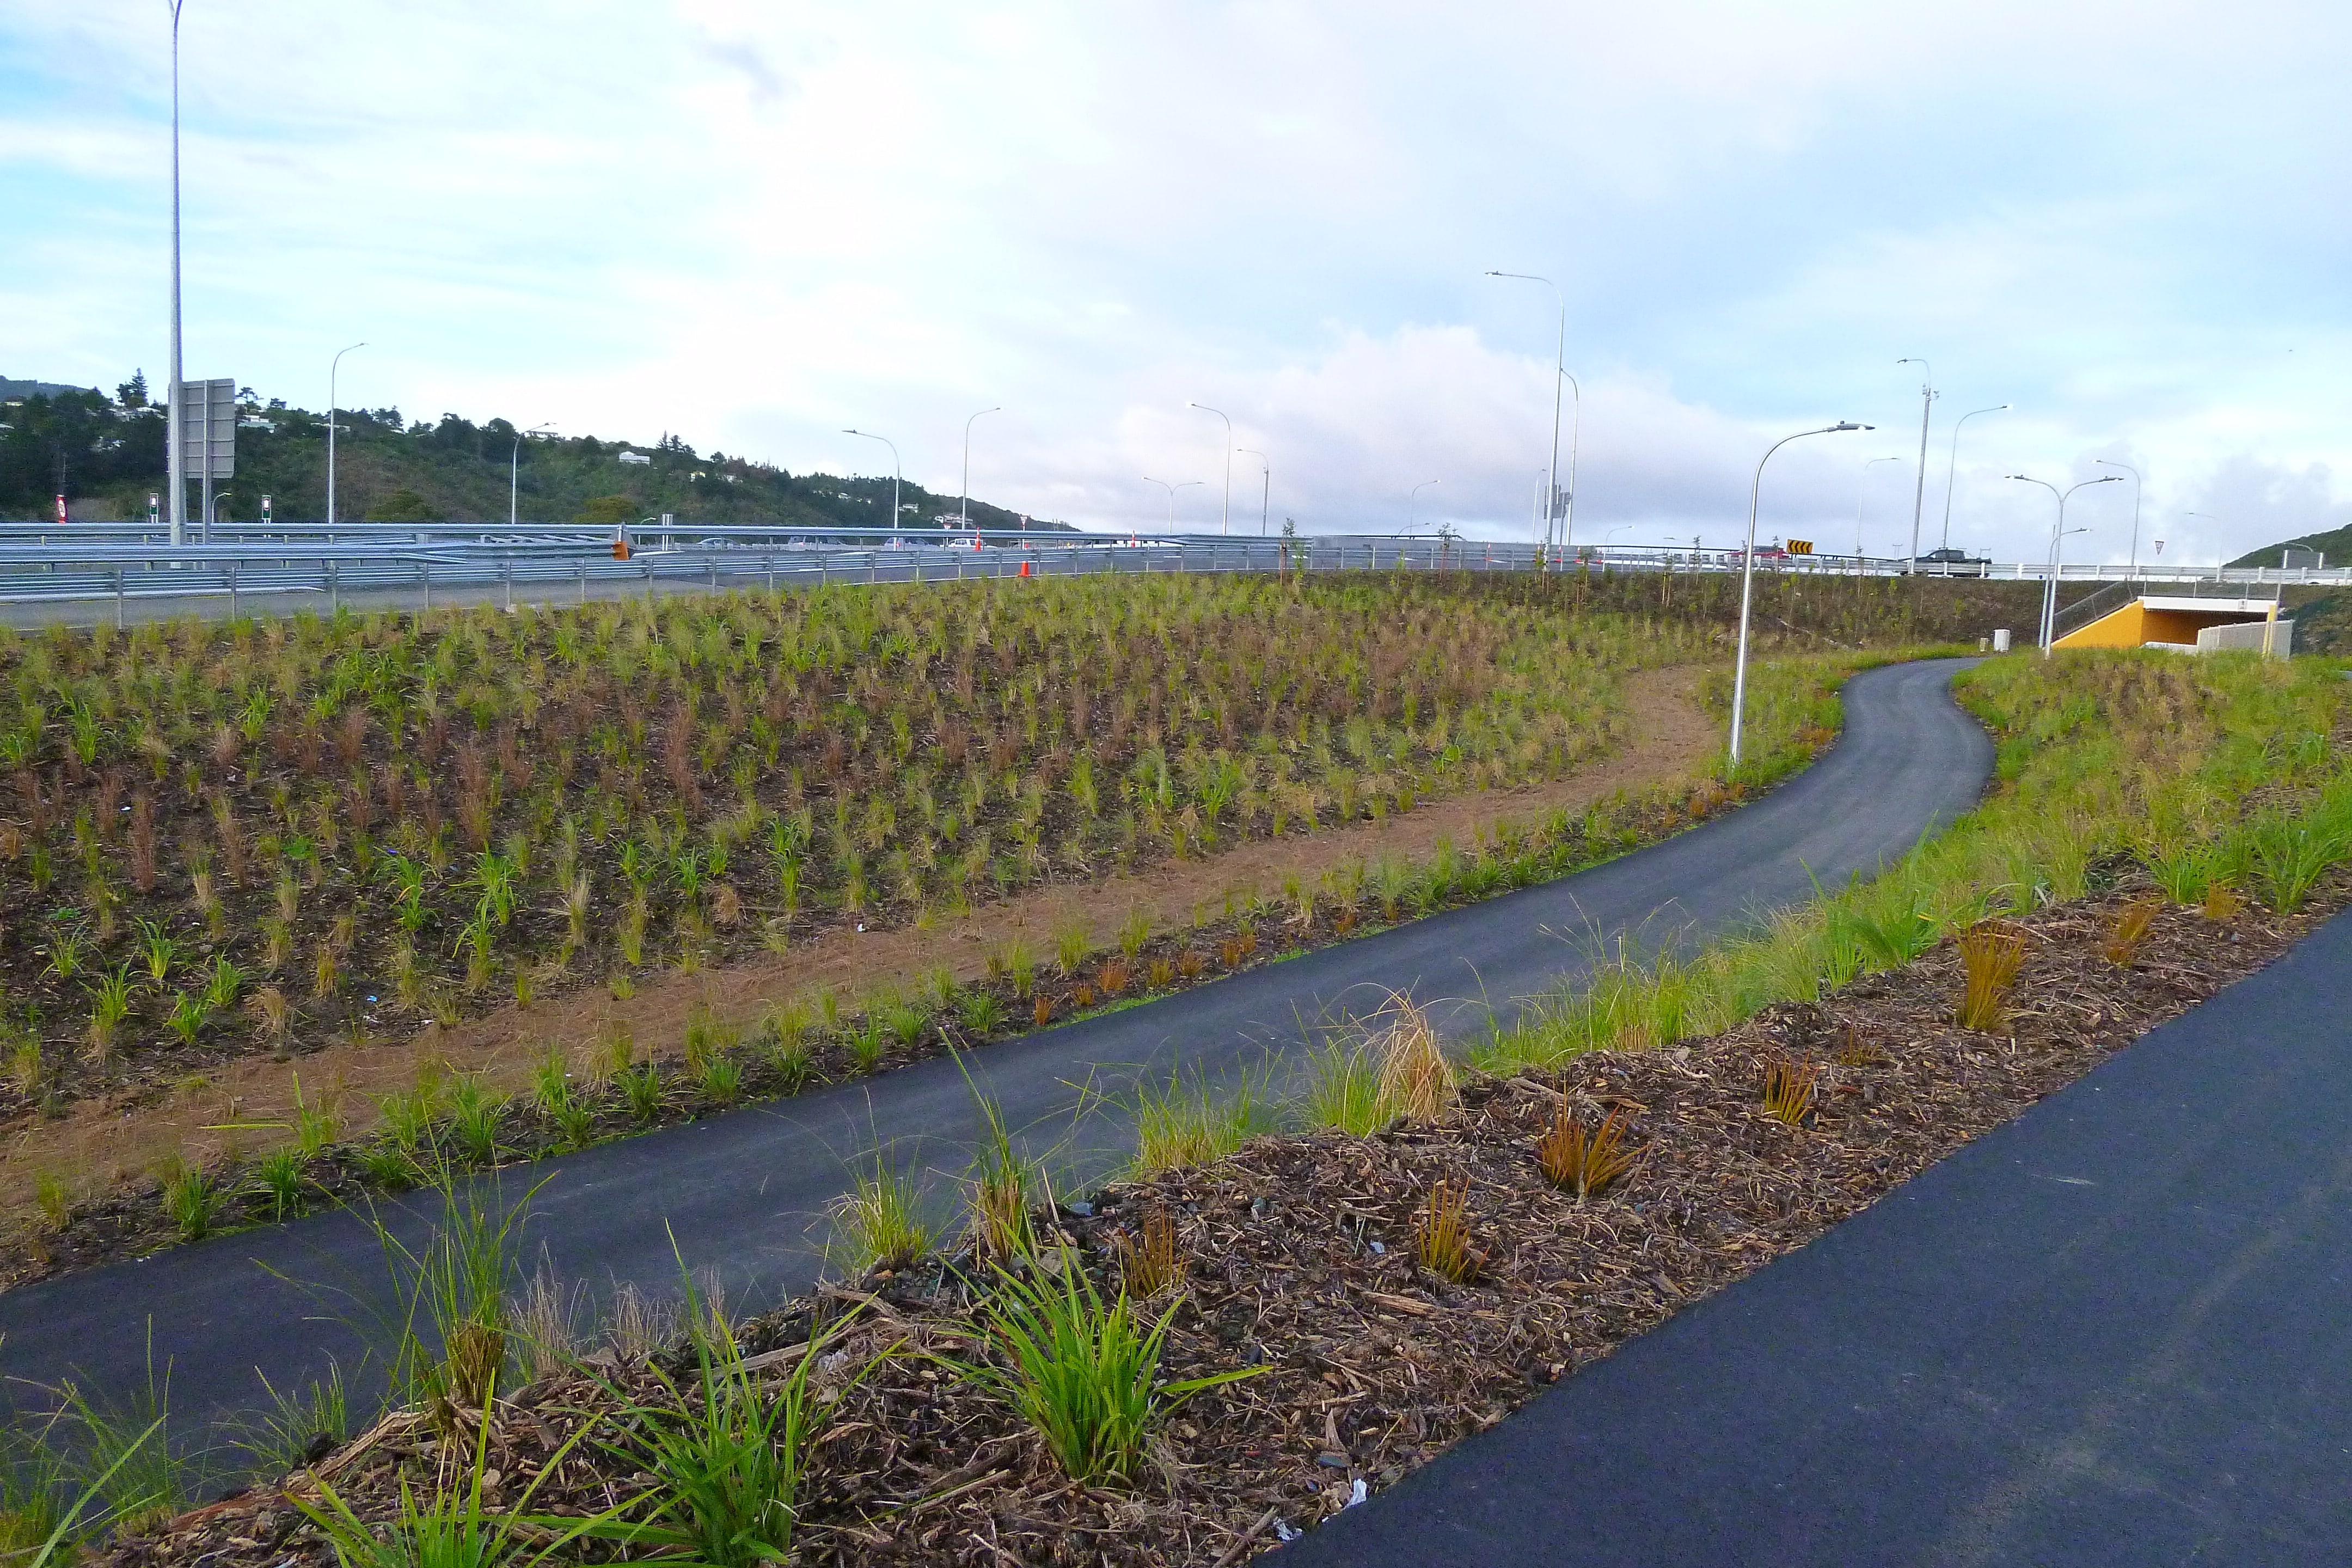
xmin=617 ymin=450 xmax=652 ymax=465
xmin=240 ymin=417 xmax=275 ymax=432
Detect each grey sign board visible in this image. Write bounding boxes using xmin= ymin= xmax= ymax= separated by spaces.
xmin=177 ymin=378 xmax=236 ymax=479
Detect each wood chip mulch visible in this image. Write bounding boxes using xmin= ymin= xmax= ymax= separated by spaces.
xmin=107 ymin=877 xmax=2336 ymax=1568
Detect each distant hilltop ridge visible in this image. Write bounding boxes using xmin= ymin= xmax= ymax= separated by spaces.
xmin=0 ymin=371 xmax=1074 ymax=531
xmin=0 ymin=376 xmax=102 ymax=401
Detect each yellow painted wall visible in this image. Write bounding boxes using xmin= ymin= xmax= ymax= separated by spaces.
xmin=2053 ymin=601 xmax=2271 ymax=650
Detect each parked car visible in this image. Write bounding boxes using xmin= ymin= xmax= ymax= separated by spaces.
xmin=1916 ymin=547 xmax=1989 ymax=576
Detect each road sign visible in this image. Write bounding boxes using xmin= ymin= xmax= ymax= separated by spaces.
xmin=176 ymin=378 xmax=236 ymax=479
xmin=1786 ymin=539 xmax=1814 ymax=555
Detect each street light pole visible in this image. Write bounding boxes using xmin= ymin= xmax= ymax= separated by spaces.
xmin=166 ymin=0 xmax=188 ymax=547
xmin=842 ymin=429 xmax=902 ymax=544
xmin=1731 ymin=421 xmax=1870 ymax=768
xmin=1410 ymin=479 xmax=1441 ymax=534
xmin=2097 ymin=459 xmax=2143 ymax=577
xmin=510 ymin=422 xmax=553 ymax=528
xmin=1939 ymin=405 xmax=2007 ymax=552
xmin=2009 ymin=474 xmax=2120 ymax=653
xmin=1857 ymin=455 xmax=1903 ymax=558
xmin=1141 ymin=476 xmax=1203 ymax=530
xmin=1896 ymin=359 xmax=1937 ymax=572
xmin=1486 ymin=272 xmax=1565 ymax=553
xmin=327 ymin=341 xmax=365 ymax=527
xmin=1187 ymin=403 xmax=1233 ymax=535
xmin=1236 ymin=449 xmax=1270 ymax=535
xmin=960 ymin=407 xmax=1001 ymax=531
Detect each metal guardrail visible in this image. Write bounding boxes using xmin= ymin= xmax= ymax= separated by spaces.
xmin=0 ymin=525 xmax=2341 ymax=626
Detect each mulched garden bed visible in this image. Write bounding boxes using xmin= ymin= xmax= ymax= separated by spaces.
xmin=106 ymin=877 xmax=2332 ymax=1568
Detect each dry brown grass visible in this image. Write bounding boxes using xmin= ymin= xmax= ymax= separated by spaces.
xmin=1534 ymin=1105 xmax=1636 ymax=1200
xmin=1114 ymin=1203 xmax=1181 ymax=1298
xmin=1412 ymin=1178 xmax=1475 ymax=1282
xmin=2100 ymin=894 xmax=2163 ymax=967
xmin=1956 ymin=920 xmax=2028 ymax=1032
xmin=1760 ymin=1052 xmax=1820 ymax=1125
xmin=1376 ymin=994 xmax=1454 ymax=1124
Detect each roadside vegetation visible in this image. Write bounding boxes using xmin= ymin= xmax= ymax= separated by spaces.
xmin=15 ymin=648 xmax=2349 ymax=1568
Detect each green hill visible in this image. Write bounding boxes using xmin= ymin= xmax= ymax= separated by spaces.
xmin=2227 ymin=524 xmax=2352 ymax=570
xmin=0 ymin=373 xmax=1069 ymax=532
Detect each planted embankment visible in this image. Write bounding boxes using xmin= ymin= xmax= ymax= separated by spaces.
xmin=17 ymin=648 xmax=2342 ymax=1565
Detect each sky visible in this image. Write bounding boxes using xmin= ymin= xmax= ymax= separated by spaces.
xmin=3 ymin=1 xmax=2349 ymax=560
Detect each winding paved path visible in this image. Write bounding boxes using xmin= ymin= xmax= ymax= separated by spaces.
xmin=0 ymin=658 xmax=1990 ymax=1450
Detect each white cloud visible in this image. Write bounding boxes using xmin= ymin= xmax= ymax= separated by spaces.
xmin=2 ymin=0 xmax=2348 ymax=561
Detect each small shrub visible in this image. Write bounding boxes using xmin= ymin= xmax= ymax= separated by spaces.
xmin=1218 ymin=938 xmax=1242 ymax=968
xmin=696 ymin=1054 xmax=744 ymax=1106
xmin=531 ymin=1047 xmax=573 ymax=1118
xmin=1054 ymin=918 xmax=1089 ymax=976
xmin=34 ymin=1171 xmax=71 ymax=1232
xmin=830 ymin=1161 xmax=933 ymax=1275
xmin=1118 ymin=908 xmax=1150 ymax=958
xmin=253 ymin=1147 xmax=307 ymax=1221
xmin=446 ymin=1075 xmax=505 ymax=1166
xmin=354 ymin=1143 xmax=418 ymax=1192
xmin=957 ymin=989 xmax=1004 ymax=1036
xmin=1032 ymin=994 xmax=1055 ymax=1027
xmin=848 ymin=1019 xmax=889 ymax=1074
xmin=1094 ymin=960 xmax=1130 ymax=998
xmin=1177 ymin=950 xmax=1206 ymax=980
xmin=620 ymin=1062 xmax=665 ymax=1125
xmin=953 ymin=1245 xmax=1257 ymax=1485
xmin=1955 ymin=920 xmax=2028 ymax=1033
xmin=883 ymin=1002 xmax=930 ymax=1049
xmin=2203 ymin=880 xmax=2244 ymax=920
xmin=2100 ymin=895 xmax=2162 ymax=967
xmin=555 ymin=1099 xmax=599 ymax=1151
xmin=159 ymin=1156 xmax=229 ymax=1241
xmin=1071 ymin=983 xmax=1095 ymax=1009
xmin=1535 ymin=1104 xmax=1634 ymax=1200
xmin=1412 ymin=1178 xmax=1474 ymax=1282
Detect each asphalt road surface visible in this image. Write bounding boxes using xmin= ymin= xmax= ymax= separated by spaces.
xmin=0 ymin=658 xmax=1989 ymax=1457
xmin=1276 ymin=904 xmax=2352 ymax=1568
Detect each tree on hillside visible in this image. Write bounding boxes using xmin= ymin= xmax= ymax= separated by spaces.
xmin=366 ymin=488 xmax=436 ymax=523
xmin=578 ymin=494 xmax=636 ymax=525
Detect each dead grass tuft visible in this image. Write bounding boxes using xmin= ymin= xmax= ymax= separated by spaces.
xmin=1956 ymin=919 xmax=2028 ymax=1033
xmin=1376 ymin=994 xmax=1454 ymax=1124
xmin=2100 ymin=894 xmax=2162 ymax=967
xmin=1534 ymin=1105 xmax=1636 ymax=1200
xmin=1759 ymin=1052 xmax=1819 ymax=1126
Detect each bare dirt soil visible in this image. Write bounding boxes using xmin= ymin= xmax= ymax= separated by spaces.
xmin=3 ymin=669 xmax=1718 ymax=1244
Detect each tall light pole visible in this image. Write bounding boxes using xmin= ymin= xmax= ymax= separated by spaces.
xmin=959 ymin=407 xmax=1001 ymax=531
xmin=1896 ymin=359 xmax=1937 ymax=572
xmin=1857 ymin=455 xmax=1903 ymax=558
xmin=327 ymin=342 xmax=365 ymax=527
xmin=1486 ymin=272 xmax=1565 ymax=553
xmin=1939 ymin=404 xmax=2007 ymax=552
xmin=166 ymin=1 xmax=189 ymax=547
xmin=1236 ymin=448 xmax=1270 ymax=535
xmin=1559 ymin=367 xmax=1582 ymax=555
xmin=510 ymin=422 xmax=553 ymax=528
xmin=2097 ymin=459 xmax=2142 ymax=577
xmin=1141 ymin=476 xmax=1203 ymax=530
xmin=1186 ymin=403 xmax=1233 ymax=535
xmin=2010 ymin=474 xmax=2120 ymax=654
xmin=1409 ymin=480 xmax=1441 ymax=534
xmin=1730 ymin=421 xmax=1870 ymax=768
xmin=842 ymin=428 xmax=901 ymax=544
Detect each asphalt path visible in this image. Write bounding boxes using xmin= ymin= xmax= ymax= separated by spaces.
xmin=0 ymin=658 xmax=1989 ymax=1455
xmin=1277 ymin=906 xmax=2352 ymax=1568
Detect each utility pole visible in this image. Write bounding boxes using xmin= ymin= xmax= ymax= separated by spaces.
xmin=1238 ymin=449 xmax=1270 ymax=535
xmin=1897 ymin=359 xmax=1936 ymax=572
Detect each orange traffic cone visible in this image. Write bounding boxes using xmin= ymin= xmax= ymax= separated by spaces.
xmin=1018 ymin=560 xmax=1031 ymax=577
